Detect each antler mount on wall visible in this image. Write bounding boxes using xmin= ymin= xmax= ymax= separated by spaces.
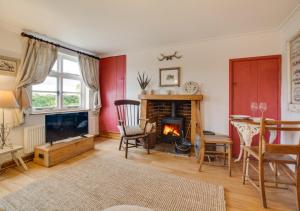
xmin=158 ymin=51 xmax=182 ymax=61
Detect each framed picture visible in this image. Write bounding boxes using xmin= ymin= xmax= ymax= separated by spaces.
xmin=288 ymin=31 xmax=300 ymax=112
xmin=0 ymin=55 xmax=19 ymax=76
xmin=159 ymin=67 xmax=180 ymax=87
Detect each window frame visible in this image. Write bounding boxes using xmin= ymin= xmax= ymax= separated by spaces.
xmin=31 ymin=52 xmax=87 ymax=114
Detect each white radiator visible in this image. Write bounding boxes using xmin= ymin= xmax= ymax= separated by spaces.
xmin=24 ymin=125 xmax=46 ymax=153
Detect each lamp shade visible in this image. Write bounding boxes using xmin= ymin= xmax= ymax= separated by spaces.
xmin=0 ymin=90 xmax=19 ymax=108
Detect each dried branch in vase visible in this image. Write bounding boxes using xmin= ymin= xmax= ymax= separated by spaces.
xmin=137 ymin=72 xmax=151 ymax=90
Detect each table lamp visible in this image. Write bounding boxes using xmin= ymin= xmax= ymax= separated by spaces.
xmin=0 ymin=90 xmax=19 ymax=149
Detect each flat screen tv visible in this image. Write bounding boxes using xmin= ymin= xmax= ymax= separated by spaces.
xmin=46 ymin=112 xmax=88 ymax=144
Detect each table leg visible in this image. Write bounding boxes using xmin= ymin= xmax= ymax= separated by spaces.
xmin=234 ymin=130 xmax=245 ymax=162
xmin=11 ymin=152 xmax=20 ymax=167
xmin=14 ymin=152 xmax=28 ymax=171
xmin=234 ymin=144 xmax=244 ymax=162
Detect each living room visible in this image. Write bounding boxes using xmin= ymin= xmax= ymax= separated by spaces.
xmin=0 ymin=1 xmax=300 ymax=210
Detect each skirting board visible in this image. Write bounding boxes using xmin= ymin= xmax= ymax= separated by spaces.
xmin=99 ymin=131 xmax=120 ymax=139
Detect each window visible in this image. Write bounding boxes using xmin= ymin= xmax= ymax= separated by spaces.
xmin=32 ymin=53 xmax=87 ymax=112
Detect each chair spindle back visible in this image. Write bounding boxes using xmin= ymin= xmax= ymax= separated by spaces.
xmin=114 ymin=100 xmax=140 ymax=127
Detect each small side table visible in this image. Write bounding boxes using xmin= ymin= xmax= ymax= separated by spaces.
xmin=0 ymin=145 xmax=28 ymax=171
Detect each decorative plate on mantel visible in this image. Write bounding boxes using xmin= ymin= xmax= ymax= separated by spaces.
xmin=183 ymin=81 xmax=199 ymax=94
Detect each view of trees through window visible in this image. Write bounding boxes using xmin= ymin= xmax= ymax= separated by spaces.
xmin=31 ymin=54 xmax=85 ymax=110
xmin=32 ymin=93 xmax=57 ymax=108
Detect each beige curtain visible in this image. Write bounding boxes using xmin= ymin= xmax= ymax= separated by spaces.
xmin=78 ymin=54 xmax=101 ymax=112
xmin=0 ymin=109 xmax=23 ymax=128
xmin=15 ymin=38 xmax=57 ymax=123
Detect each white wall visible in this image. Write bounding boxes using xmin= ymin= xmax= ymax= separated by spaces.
xmin=0 ymin=27 xmax=98 ymax=162
xmin=126 ymin=32 xmax=281 ymax=134
xmin=280 ymin=7 xmax=300 ymax=144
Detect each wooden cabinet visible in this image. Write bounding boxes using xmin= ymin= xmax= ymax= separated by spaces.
xmin=34 ymin=137 xmax=94 ymax=167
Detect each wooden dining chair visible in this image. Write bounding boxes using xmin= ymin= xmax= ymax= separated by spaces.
xmin=242 ymin=117 xmax=300 ymax=208
xmin=114 ymin=100 xmax=150 ymax=159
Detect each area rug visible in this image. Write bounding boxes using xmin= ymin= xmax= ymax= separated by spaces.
xmin=0 ymin=155 xmax=226 ymax=211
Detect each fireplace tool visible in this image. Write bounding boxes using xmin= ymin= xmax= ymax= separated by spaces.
xmin=175 ymin=122 xmax=192 ymax=154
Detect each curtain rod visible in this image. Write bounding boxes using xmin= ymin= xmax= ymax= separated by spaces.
xmin=21 ymin=32 xmax=100 ymax=60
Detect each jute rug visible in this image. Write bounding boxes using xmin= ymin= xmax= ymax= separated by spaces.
xmin=0 ymin=155 xmax=226 ymax=211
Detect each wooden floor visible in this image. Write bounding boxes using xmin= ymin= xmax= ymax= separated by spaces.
xmin=0 ymin=138 xmax=297 ymax=211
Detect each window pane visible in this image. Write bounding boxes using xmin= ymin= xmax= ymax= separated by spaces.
xmin=32 ymin=92 xmax=57 ymax=109
xmin=32 ymin=76 xmax=57 ymax=92
xmin=63 ymin=78 xmax=81 ymax=92
xmin=63 ymin=93 xmax=81 ymax=107
xmin=63 ymin=58 xmax=80 ymax=75
xmin=51 ymin=60 xmax=58 ymax=72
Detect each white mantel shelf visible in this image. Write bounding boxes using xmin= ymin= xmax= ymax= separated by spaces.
xmin=139 ymin=94 xmax=203 ymax=101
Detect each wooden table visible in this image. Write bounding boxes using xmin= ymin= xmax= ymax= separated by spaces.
xmin=0 ymin=145 xmax=28 ymax=171
xmin=230 ymin=118 xmax=277 ymax=162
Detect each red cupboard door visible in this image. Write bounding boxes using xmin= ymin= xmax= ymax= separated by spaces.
xmin=257 ymin=57 xmax=281 ymax=144
xmin=229 ymin=55 xmax=281 ymax=156
xmin=99 ymin=55 xmax=126 ymax=134
xmin=230 ymin=60 xmax=258 ymax=156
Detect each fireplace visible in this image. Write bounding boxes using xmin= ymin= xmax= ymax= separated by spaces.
xmin=161 ymin=102 xmax=185 ymax=143
xmin=140 ymin=94 xmax=203 ymax=146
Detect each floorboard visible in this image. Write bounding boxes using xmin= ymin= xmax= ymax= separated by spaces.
xmin=0 ymin=138 xmax=297 ymax=211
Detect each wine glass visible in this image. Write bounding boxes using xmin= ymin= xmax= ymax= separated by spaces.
xmin=250 ymin=102 xmax=258 ymax=117
xmin=259 ymin=102 xmax=267 ymax=116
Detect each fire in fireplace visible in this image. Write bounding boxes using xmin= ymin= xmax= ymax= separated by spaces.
xmin=161 ymin=102 xmax=185 ymax=143
xmin=163 ymin=124 xmax=181 ymax=136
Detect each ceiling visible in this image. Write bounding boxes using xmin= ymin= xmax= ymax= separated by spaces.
xmin=0 ymin=0 xmax=299 ymax=55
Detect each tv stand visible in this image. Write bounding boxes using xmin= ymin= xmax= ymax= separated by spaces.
xmin=34 ymin=136 xmax=94 ymax=167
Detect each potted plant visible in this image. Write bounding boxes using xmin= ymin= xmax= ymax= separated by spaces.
xmin=137 ymin=72 xmax=151 ymax=95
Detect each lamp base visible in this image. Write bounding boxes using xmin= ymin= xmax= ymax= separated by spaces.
xmin=0 ymin=123 xmax=10 ymax=149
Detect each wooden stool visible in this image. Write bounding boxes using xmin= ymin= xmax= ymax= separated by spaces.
xmin=198 ymin=135 xmax=232 ymax=176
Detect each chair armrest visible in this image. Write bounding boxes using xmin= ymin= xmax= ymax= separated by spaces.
xmin=266 ymin=144 xmax=300 ymax=155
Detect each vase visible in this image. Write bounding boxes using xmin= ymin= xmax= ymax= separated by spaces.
xmin=141 ymin=89 xmax=146 ymax=95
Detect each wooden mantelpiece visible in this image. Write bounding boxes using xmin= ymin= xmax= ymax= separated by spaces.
xmin=139 ymin=94 xmax=203 ymax=101
xmin=139 ymin=94 xmax=203 ymax=145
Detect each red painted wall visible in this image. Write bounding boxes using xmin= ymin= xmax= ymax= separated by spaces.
xmin=99 ymin=55 xmax=126 ymax=133
xmin=229 ymin=55 xmax=281 ymax=156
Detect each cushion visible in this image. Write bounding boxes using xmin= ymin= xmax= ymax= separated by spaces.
xmin=145 ymin=122 xmax=156 ymax=133
xmin=117 ymin=122 xmax=156 ymax=136
xmin=117 ymin=125 xmax=144 ymax=136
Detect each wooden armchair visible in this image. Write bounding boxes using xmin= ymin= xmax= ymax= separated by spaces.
xmin=242 ymin=118 xmax=300 ymax=208
xmin=114 ymin=100 xmax=150 ymax=158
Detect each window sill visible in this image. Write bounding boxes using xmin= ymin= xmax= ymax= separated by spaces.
xmin=30 ymin=108 xmax=90 ymax=115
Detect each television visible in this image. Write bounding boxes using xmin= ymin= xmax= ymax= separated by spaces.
xmin=46 ymin=112 xmax=88 ymax=144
